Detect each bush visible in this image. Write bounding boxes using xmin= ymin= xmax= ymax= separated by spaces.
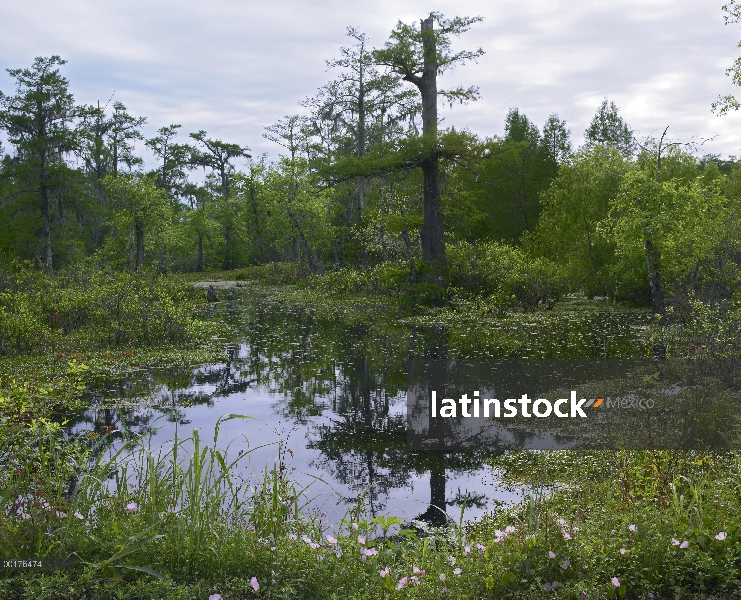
xmin=233 ymin=262 xmax=301 ymax=285
xmin=446 ymin=241 xmax=569 ymax=310
xmin=0 ymin=261 xmax=213 ymax=356
xmin=310 ymin=261 xmax=411 ymax=297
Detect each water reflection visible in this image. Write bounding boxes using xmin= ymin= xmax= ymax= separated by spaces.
xmin=72 ymin=290 xmax=651 ymax=524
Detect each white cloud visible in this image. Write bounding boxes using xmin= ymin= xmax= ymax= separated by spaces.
xmin=2 ymin=0 xmax=741 ymax=161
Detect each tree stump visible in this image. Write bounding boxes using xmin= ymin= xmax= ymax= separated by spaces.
xmin=206 ymin=285 xmax=218 ymax=302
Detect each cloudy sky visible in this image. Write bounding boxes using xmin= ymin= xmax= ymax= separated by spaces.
xmin=2 ymin=0 xmax=741 ymax=164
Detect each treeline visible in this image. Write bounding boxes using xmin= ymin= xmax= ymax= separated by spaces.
xmin=2 ymin=17 xmax=741 ymax=312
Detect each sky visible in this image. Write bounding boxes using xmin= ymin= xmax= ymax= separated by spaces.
xmin=2 ymin=0 xmax=741 ymax=166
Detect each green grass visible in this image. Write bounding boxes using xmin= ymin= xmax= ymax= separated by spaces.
xmin=1 ymin=414 xmax=741 ymax=599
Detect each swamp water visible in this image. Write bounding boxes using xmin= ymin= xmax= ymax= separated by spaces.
xmin=72 ymin=287 xmax=652 ymax=526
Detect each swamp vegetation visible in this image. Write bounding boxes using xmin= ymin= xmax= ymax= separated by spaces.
xmin=1 ymin=273 xmax=740 ymax=599
xmin=3 ymin=6 xmax=741 ymax=599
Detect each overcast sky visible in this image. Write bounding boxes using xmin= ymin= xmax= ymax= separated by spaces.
xmin=3 ymin=0 xmax=741 ymax=165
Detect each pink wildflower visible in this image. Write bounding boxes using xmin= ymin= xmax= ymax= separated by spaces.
xmin=562 ymin=531 xmax=572 ymax=540
xmin=548 ymin=551 xmax=556 ymax=559
xmin=559 ymin=558 xmax=570 ymax=570
xmin=326 ymin=535 xmax=337 ymax=544
xmin=448 ymin=556 xmax=456 ymax=566
xmin=412 ymin=566 xmax=424 ymax=575
xmin=396 ymin=577 xmax=407 ymax=590
xmin=671 ymin=538 xmax=680 ymax=546
xmin=453 ymin=568 xmax=462 ymax=575
xmin=477 ymin=543 xmax=486 ymax=553
xmin=715 ymin=532 xmax=727 ymax=541
xmin=352 ymin=523 xmax=359 ymax=530
xmin=379 ymin=567 xmax=389 ymax=578
xmin=410 ymin=576 xmax=419 ymax=585
xmin=74 ymin=512 xmax=84 ymax=520
xmin=209 ymin=595 xmax=221 ymax=600
xmin=544 ymin=581 xmax=559 ymax=591
xmin=126 ymin=502 xmax=138 ymax=513
xmin=680 ymin=541 xmax=689 ymax=549
xmin=629 ymin=524 xmax=637 ymax=532
xmin=358 ymin=535 xmax=366 ymax=545
xmin=620 ymin=548 xmax=626 ymax=555
xmin=610 ymin=529 xmax=616 ymax=535
xmin=250 ymin=576 xmax=259 ymax=591
xmin=439 ymin=573 xmax=446 ymax=582
xmin=611 ymin=577 xmax=620 ymax=587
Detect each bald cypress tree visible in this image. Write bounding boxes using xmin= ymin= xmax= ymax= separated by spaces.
xmin=373 ymin=13 xmax=483 ymax=267
xmin=0 ymin=56 xmax=78 ymax=270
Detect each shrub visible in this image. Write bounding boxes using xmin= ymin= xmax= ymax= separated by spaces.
xmin=446 ymin=241 xmax=569 ymax=310
xmin=0 ymin=261 xmax=213 ymax=356
xmin=233 ymin=262 xmax=301 ymax=285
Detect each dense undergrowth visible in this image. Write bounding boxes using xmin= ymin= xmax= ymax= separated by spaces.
xmin=0 ymin=261 xmax=219 ymax=356
xmin=0 ymin=259 xmax=225 ymax=423
xmin=184 ymin=242 xmax=569 ymax=312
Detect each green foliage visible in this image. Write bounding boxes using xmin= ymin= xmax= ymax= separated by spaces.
xmin=526 ymin=145 xmax=627 ymax=296
xmin=0 ymin=261 xmax=213 ymax=356
xmin=371 ymin=12 xmax=484 ymax=107
xmin=584 ymin=98 xmax=635 ymax=157
xmin=100 ymin=174 xmax=173 ymax=270
xmin=447 ymin=241 xmax=568 ymax=310
xmin=608 ymin=169 xmax=730 ymax=302
xmin=467 ymin=110 xmax=567 ymax=242
xmin=0 ymin=56 xmax=80 ymax=270
xmin=232 ymin=262 xmax=302 ymax=285
xmin=310 ymin=262 xmax=411 ymax=297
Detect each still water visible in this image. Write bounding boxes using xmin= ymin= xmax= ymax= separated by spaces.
xmin=72 ymin=287 xmax=651 ymax=526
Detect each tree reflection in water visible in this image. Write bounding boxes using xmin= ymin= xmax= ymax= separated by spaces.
xmin=73 ymin=289 xmax=648 ymax=523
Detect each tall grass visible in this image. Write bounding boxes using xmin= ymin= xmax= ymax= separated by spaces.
xmin=2 ymin=422 xmax=741 ymax=599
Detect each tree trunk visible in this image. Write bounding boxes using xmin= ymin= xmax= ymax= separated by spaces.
xmin=400 ymin=203 xmax=416 ymax=283
xmin=644 ymin=235 xmax=665 ymax=314
xmin=250 ymin=187 xmax=266 ymax=262
xmin=40 ymin=180 xmax=53 ymax=272
xmin=224 ymin=223 xmax=232 ymax=270
xmin=417 ymin=16 xmax=446 ymax=266
xmin=426 ymin=463 xmax=448 ymax=526
xmin=135 ymin=221 xmax=144 ymax=270
xmin=583 ymin=215 xmax=606 ymax=293
xmin=197 ymin=232 xmax=204 ymax=272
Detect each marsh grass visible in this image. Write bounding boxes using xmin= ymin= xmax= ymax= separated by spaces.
xmin=2 ymin=418 xmax=741 ymax=599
